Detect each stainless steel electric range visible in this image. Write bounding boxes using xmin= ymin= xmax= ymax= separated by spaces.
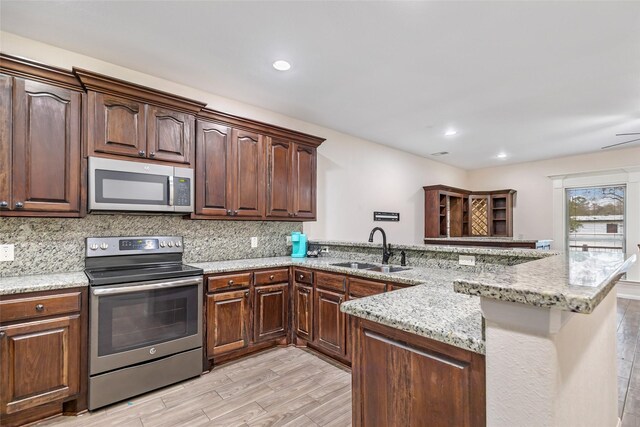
xmin=84 ymin=236 xmax=203 ymax=410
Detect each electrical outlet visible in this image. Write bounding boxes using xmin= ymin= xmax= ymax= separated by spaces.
xmin=286 ymin=236 xmax=292 ymax=246
xmin=320 ymin=247 xmax=329 ymax=253
xmin=0 ymin=244 xmax=15 ymax=262
xmin=459 ymin=255 xmax=476 ymax=266
xmin=251 ymin=237 xmax=258 ymax=248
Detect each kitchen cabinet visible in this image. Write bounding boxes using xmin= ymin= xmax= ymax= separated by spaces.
xmin=294 ymin=283 xmax=314 ymax=343
xmin=313 ymin=287 xmax=347 ymax=359
xmin=253 ymin=283 xmax=289 ymax=343
xmin=345 ymin=277 xmax=388 ymax=363
xmin=423 ymin=185 xmax=515 ymax=238
xmin=75 ymin=68 xmax=206 ymax=167
xmin=352 ymin=318 xmax=486 ymax=427
xmin=0 ymin=288 xmax=87 ymax=427
xmin=195 ymin=121 xmax=265 ymax=218
xmin=0 ymin=55 xmax=83 ymax=217
xmin=266 ymin=138 xmax=317 ymax=219
xmin=206 ymin=289 xmax=250 ymax=356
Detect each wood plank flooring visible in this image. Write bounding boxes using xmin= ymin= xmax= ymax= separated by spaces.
xmin=36 ymin=347 xmax=352 ymax=427
xmin=37 ymin=296 xmax=640 ymax=427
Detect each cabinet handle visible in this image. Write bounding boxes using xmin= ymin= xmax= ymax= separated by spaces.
xmin=35 ymin=304 xmax=44 ymax=312
xmin=228 ymin=280 xmax=234 ymax=286
xmin=0 ymin=201 xmax=7 ymax=208
xmin=244 ymin=291 xmax=249 ymax=297
xmin=15 ymin=202 xmax=24 ymax=209
xmin=149 ymin=152 xmax=156 ymax=158
xmin=0 ymin=331 xmax=5 ymax=339
xmin=269 ymin=275 xmax=275 ymax=280
xmin=227 ymin=210 xmax=232 ymax=215
xmin=138 ymin=150 xmax=145 ymax=157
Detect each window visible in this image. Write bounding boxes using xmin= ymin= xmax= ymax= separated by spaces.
xmin=566 ymin=185 xmax=625 ymax=253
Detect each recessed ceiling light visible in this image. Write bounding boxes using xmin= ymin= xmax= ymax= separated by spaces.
xmin=444 ymin=129 xmax=457 ymax=137
xmin=497 ymin=152 xmax=507 ymax=159
xmin=272 ymin=60 xmax=291 ymax=71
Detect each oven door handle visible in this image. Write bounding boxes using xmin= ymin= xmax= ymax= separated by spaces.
xmin=92 ymin=277 xmax=202 ymax=296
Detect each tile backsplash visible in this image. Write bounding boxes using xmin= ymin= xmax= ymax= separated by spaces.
xmin=0 ymin=215 xmax=301 ymax=277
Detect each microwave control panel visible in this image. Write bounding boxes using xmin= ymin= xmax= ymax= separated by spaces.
xmin=174 ymin=178 xmax=191 ymax=206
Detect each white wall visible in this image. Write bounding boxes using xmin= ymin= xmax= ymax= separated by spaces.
xmin=467 ymin=147 xmax=640 ymax=243
xmin=1 ymin=32 xmax=467 ymax=245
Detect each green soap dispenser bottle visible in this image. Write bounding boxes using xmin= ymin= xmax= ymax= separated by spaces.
xmin=291 ymin=232 xmax=307 ymax=258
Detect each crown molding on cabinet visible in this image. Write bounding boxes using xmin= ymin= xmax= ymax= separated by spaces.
xmin=0 ymin=53 xmax=83 ymax=91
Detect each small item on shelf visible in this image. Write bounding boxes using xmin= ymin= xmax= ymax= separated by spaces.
xmin=291 ymin=232 xmax=308 ymax=258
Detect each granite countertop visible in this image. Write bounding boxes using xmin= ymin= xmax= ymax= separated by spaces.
xmin=454 ymin=251 xmax=637 ymax=314
xmin=311 ymin=239 xmax=554 ymax=259
xmin=0 ymin=271 xmax=89 ymax=295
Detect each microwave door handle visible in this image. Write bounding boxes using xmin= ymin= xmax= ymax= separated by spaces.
xmin=168 ymin=175 xmax=174 ymax=206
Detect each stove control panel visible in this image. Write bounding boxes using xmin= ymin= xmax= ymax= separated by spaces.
xmin=86 ymin=236 xmax=184 ymax=257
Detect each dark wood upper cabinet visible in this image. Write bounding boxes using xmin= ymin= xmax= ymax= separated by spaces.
xmin=267 ymin=137 xmax=292 ymax=218
xmin=253 ymin=282 xmax=289 ymax=343
xmin=292 ymin=143 xmax=316 ymax=219
xmin=147 ymin=106 xmax=194 ymax=164
xmin=230 ymin=129 xmax=264 ymax=217
xmin=0 ymin=55 xmax=83 ymax=217
xmin=0 ymin=74 xmax=13 ymax=211
xmin=90 ymin=92 xmax=146 ymax=158
xmin=195 ymin=120 xmax=231 ymax=216
xmin=75 ymin=68 xmax=206 ymax=166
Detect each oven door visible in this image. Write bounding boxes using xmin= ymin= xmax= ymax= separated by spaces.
xmin=90 ymin=276 xmax=202 ymax=375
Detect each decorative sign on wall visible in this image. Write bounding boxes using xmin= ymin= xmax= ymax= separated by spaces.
xmin=373 ymin=211 xmax=400 ymax=222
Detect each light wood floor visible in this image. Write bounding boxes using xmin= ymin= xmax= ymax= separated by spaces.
xmin=37 ymin=297 xmax=640 ymax=427
xmin=37 ymin=346 xmax=352 ymax=427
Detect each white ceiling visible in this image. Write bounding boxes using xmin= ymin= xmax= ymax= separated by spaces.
xmin=2 ymin=1 xmax=640 ymax=169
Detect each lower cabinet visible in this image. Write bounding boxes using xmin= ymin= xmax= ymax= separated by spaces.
xmin=352 ymin=318 xmax=486 ymax=427
xmin=0 ymin=288 xmax=87 ymax=427
xmin=293 ymin=283 xmax=313 ymax=342
xmin=206 ymin=289 xmax=250 ymax=356
xmin=254 ymin=283 xmax=289 ymax=343
xmin=313 ymin=288 xmax=346 ymax=358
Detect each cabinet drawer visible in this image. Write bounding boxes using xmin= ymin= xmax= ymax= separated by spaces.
xmin=0 ymin=292 xmax=81 ymax=323
xmin=293 ymin=268 xmax=314 ymax=285
xmin=316 ymin=272 xmax=346 ymax=292
xmin=207 ymin=272 xmax=252 ymax=292
xmin=388 ymin=283 xmax=410 ymax=291
xmin=255 ymin=268 xmax=289 ymax=286
xmin=349 ymin=278 xmax=386 ymax=298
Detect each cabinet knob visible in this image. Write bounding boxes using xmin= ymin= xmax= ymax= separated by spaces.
xmin=299 ymin=274 xmax=304 ymax=280
xmin=15 ymin=202 xmax=24 ymax=209
xmin=269 ymin=275 xmax=275 ymax=280
xmin=0 ymin=201 xmax=7 ymax=208
xmin=149 ymin=152 xmax=156 ymax=158
xmin=35 ymin=304 xmax=44 ymax=312
xmin=0 ymin=331 xmax=5 ymax=339
xmin=138 ymin=150 xmax=146 ymax=157
xmin=234 ymin=210 xmax=238 ymax=215
xmin=288 ymin=212 xmax=293 ymax=217
xmin=293 ymin=213 xmax=298 ymax=217
xmin=228 ymin=280 xmax=234 ymax=286
xmin=227 ymin=210 xmax=232 ymax=216
xmin=244 ymin=291 xmax=249 ymax=296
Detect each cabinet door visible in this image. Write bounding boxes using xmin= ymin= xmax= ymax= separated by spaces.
xmin=91 ymin=92 xmax=146 ymax=158
xmin=0 ymin=74 xmax=11 ymax=211
xmin=229 ymin=129 xmax=264 ymax=217
xmin=291 ymin=143 xmax=316 ymax=219
xmin=147 ymin=106 xmax=194 ymax=164
xmin=266 ymin=137 xmax=292 ymax=218
xmin=207 ymin=290 xmax=250 ymax=356
xmin=294 ymin=283 xmax=313 ymax=341
xmin=11 ymin=79 xmax=81 ymax=213
xmin=314 ymin=288 xmax=346 ymax=357
xmin=195 ymin=120 xmax=231 ymax=216
xmin=253 ymin=283 xmax=289 ymax=343
xmin=0 ymin=315 xmax=80 ymax=415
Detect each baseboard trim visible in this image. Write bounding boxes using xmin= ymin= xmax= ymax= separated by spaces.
xmin=617 ymin=281 xmax=640 ymax=300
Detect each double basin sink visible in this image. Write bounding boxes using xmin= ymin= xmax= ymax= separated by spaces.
xmin=330 ymin=261 xmax=410 ymax=273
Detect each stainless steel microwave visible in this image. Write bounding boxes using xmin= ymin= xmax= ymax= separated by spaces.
xmin=88 ymin=157 xmax=194 ymax=213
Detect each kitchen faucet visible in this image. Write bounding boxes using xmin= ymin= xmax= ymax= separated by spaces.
xmin=368 ymin=227 xmax=393 ymax=264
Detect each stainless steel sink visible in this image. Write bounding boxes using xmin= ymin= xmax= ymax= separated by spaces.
xmin=366 ymin=265 xmax=411 ymax=273
xmin=331 ymin=261 xmax=378 ymax=269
